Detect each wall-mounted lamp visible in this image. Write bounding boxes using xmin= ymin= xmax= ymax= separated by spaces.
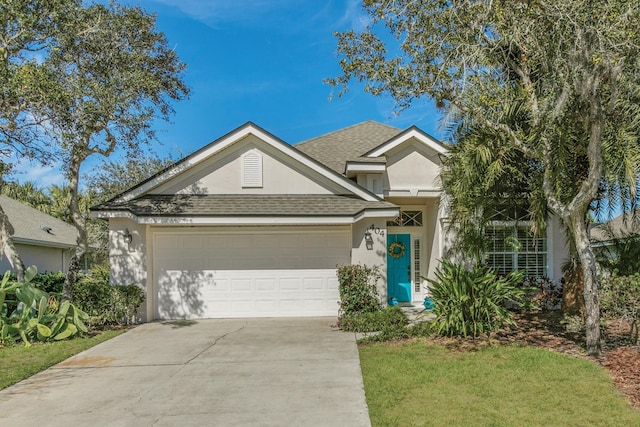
xmin=123 ymin=228 xmax=133 ymax=245
xmin=364 ymin=231 xmax=374 ymax=250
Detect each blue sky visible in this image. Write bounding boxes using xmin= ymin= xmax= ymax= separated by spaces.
xmin=15 ymin=0 xmax=442 ymax=188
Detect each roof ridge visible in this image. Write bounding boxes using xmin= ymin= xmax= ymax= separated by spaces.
xmin=295 ymin=120 xmax=400 ymax=147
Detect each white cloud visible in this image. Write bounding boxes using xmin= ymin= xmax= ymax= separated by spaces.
xmin=5 ymin=158 xmax=66 ymax=189
xmin=148 ymin=0 xmax=300 ymax=27
xmin=337 ymin=0 xmax=371 ymax=32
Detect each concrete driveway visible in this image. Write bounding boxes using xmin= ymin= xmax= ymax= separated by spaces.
xmin=0 ymin=318 xmax=370 ymax=427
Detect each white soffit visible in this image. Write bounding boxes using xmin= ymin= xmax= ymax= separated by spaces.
xmin=117 ymin=123 xmax=381 ymax=203
xmin=366 ymin=127 xmax=447 ymax=158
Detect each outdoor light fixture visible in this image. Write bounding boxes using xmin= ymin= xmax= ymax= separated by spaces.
xmin=123 ymin=228 xmax=133 ymax=245
xmin=364 ymin=231 xmax=374 ymax=250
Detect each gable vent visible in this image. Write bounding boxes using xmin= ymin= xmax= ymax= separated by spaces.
xmin=242 ymin=150 xmax=263 ymax=188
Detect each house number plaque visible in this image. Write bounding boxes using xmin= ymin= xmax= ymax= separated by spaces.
xmin=368 ymin=224 xmax=385 ymax=237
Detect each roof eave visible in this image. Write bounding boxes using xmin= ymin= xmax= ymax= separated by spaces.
xmin=12 ymin=237 xmax=77 ymax=249
xmin=92 ymin=207 xmax=399 ymax=225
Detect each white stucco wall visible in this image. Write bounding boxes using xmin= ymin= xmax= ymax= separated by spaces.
xmin=0 ymin=243 xmax=73 ymax=274
xmin=153 ymin=136 xmax=338 ymax=195
xmin=109 ymin=218 xmax=148 ymax=321
xmin=385 ymin=142 xmax=441 ymax=192
xmin=422 ymin=198 xmax=442 ymax=282
xmin=351 ymin=218 xmax=389 ymax=304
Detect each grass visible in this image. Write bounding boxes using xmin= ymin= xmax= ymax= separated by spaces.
xmin=360 ymin=340 xmax=640 ymax=427
xmin=0 ymin=329 xmax=128 ymax=390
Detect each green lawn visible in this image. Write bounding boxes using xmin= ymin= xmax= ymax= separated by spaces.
xmin=360 ymin=340 xmax=640 ymax=427
xmin=0 ymin=329 xmax=128 ymax=390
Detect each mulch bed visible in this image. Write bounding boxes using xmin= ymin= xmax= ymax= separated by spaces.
xmin=426 ymin=312 xmax=640 ymax=410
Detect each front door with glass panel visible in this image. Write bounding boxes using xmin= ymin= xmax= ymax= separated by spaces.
xmin=387 ymin=234 xmax=411 ymax=302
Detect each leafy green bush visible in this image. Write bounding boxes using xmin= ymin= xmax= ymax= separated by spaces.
xmin=426 ymin=260 xmax=528 ymax=338
xmin=337 ymin=264 xmax=381 ymax=315
xmin=0 ymin=267 xmax=88 ymax=346
xmin=30 ymin=272 xmax=66 ymax=295
xmin=340 ymin=306 xmax=408 ymax=332
xmin=600 ymin=273 xmax=640 ymax=343
xmin=70 ymin=263 xmax=144 ymax=326
xmin=73 ymin=281 xmax=144 ymax=327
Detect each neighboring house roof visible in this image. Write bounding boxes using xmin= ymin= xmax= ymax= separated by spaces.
xmin=0 ymin=195 xmax=77 ymax=248
xmin=93 ymin=194 xmax=398 ymax=223
xmin=295 ymin=121 xmax=403 ymax=173
xmin=590 ymin=210 xmax=640 ymax=244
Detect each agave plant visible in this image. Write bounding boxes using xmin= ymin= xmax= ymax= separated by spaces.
xmin=0 ymin=266 xmax=89 ymax=346
xmin=426 ymin=260 xmax=528 ymax=338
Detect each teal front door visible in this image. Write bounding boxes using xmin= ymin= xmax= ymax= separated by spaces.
xmin=387 ymin=234 xmax=411 ymax=303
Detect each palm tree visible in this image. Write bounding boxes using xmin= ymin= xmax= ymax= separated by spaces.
xmin=1 ymin=180 xmax=52 ymax=214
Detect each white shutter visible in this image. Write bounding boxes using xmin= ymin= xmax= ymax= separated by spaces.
xmin=242 ymin=150 xmax=263 ymax=188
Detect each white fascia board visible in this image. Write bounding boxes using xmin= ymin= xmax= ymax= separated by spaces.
xmin=12 ymin=237 xmax=76 ymax=249
xmin=344 ymin=163 xmax=386 ymax=174
xmin=385 ymin=189 xmax=442 ymax=197
xmin=92 ymin=210 xmax=398 ymax=225
xmin=367 ymin=128 xmax=447 ymax=157
xmin=118 ymin=123 xmax=380 ymax=203
xmin=353 ymin=208 xmax=400 ymax=222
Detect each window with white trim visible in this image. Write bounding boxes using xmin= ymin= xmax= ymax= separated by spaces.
xmin=485 ymin=222 xmax=547 ymax=277
xmin=387 ymin=210 xmax=423 ymax=227
xmin=242 ymin=150 xmax=262 ymax=188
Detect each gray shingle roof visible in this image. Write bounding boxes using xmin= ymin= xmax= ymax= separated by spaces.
xmin=0 ymin=195 xmax=77 ymax=248
xmin=94 ymin=194 xmax=397 ymax=218
xmin=295 ymin=121 xmax=402 ymax=173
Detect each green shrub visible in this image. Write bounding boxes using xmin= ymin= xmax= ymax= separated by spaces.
xmin=0 ymin=267 xmax=88 ymax=346
xmin=426 ymin=260 xmax=528 ymax=338
xmin=73 ymin=282 xmax=144 ymax=326
xmin=72 ymin=264 xmax=144 ymax=326
xmin=340 ymin=306 xmax=408 ymax=332
xmin=337 ymin=264 xmax=381 ymax=315
xmin=30 ymin=272 xmax=66 ymax=295
xmin=600 ymin=273 xmax=640 ymax=343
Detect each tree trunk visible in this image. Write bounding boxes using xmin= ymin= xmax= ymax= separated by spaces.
xmin=561 ymin=257 xmax=585 ymax=316
xmin=62 ymin=153 xmax=87 ymax=301
xmin=571 ymin=215 xmax=601 ymax=355
xmin=0 ymin=204 xmax=25 ymax=281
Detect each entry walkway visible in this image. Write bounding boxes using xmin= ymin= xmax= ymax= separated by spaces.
xmin=0 ymin=318 xmax=370 ymax=426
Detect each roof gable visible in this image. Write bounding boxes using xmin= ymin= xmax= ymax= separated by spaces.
xmin=365 ymin=126 xmax=447 ymax=158
xmin=0 ymin=195 xmax=77 ymax=248
xmin=114 ymin=122 xmax=382 ymax=203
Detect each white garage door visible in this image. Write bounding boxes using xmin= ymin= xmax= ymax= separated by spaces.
xmin=152 ymin=229 xmax=350 ymax=319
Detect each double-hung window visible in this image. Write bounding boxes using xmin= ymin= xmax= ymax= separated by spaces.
xmin=484 ymin=209 xmax=547 ymax=277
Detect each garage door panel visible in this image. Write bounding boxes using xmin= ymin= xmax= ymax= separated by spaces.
xmin=154 ymin=231 xmax=350 ymax=319
xmin=303 ymin=278 xmax=323 ymax=290
xmin=256 ymin=278 xmax=276 ymax=291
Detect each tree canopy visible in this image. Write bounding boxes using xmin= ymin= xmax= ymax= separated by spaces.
xmin=330 ymin=0 xmax=640 ymax=354
xmin=0 ymin=0 xmax=189 ymax=295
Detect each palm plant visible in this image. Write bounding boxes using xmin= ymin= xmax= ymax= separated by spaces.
xmin=426 ymin=260 xmax=527 ymax=338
